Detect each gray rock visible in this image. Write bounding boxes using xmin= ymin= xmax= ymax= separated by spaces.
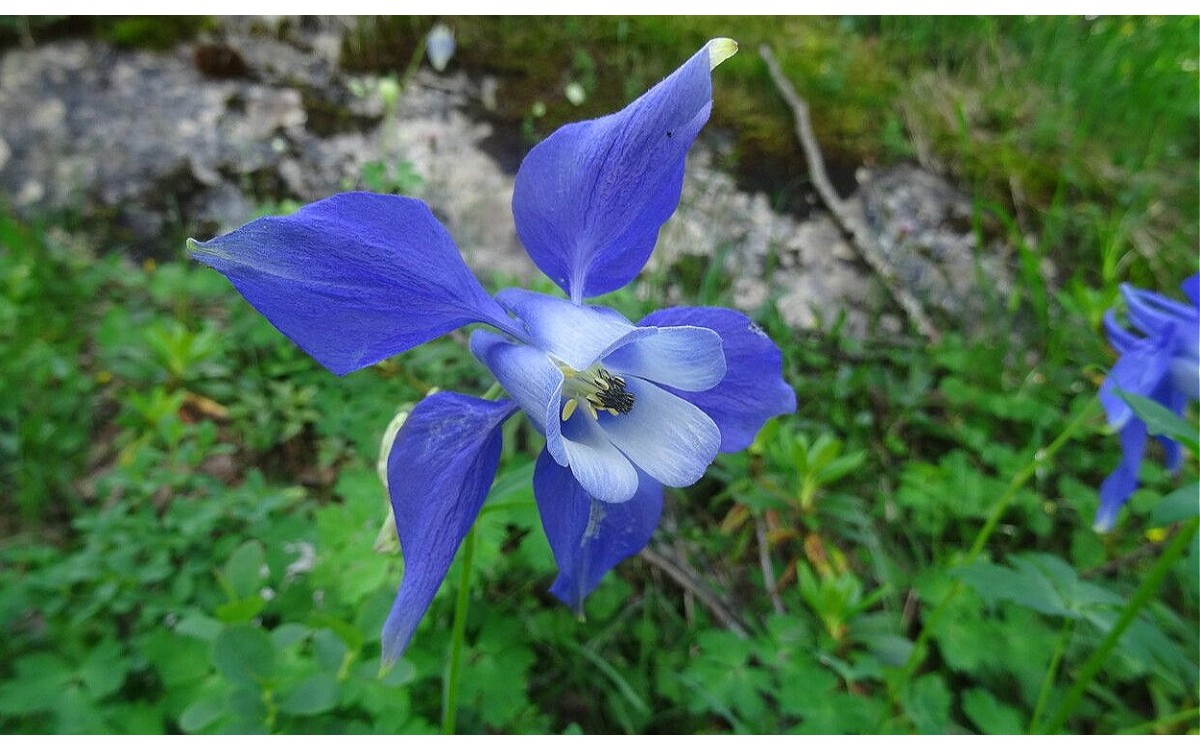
xmin=0 ymin=19 xmax=1003 ymax=335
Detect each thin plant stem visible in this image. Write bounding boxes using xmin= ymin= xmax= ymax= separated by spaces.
xmin=1043 ymin=515 xmax=1200 ymax=734
xmin=897 ymin=398 xmax=1101 ymax=682
xmin=1116 ymin=706 xmax=1200 ymax=735
xmin=1029 ymin=617 xmax=1076 ymax=733
xmin=441 ymin=526 xmax=477 ymax=734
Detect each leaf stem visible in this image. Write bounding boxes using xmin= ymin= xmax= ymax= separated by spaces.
xmin=1043 ymin=515 xmax=1199 ymax=733
xmin=1029 ymin=617 xmax=1075 ymax=732
xmin=441 ymin=526 xmax=477 ymax=734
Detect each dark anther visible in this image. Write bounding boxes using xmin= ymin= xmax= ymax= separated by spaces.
xmin=587 ymin=370 xmax=635 ymax=414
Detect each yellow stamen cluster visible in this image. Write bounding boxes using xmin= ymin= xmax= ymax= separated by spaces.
xmin=559 ymin=364 xmax=636 ymax=421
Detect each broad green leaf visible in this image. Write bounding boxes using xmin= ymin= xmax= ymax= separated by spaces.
xmin=221 ymin=539 xmax=267 ymax=599
xmin=78 ymin=639 xmax=127 ymax=699
xmin=179 ymin=693 xmax=226 ymax=733
xmin=277 ymin=672 xmax=339 ymax=716
xmin=954 ymin=561 xmax=1073 ymax=617
xmin=1119 ymin=390 xmax=1199 ymax=452
xmin=902 ymin=673 xmax=952 ymax=733
xmin=140 ymin=631 xmax=211 ymax=687
xmin=1150 ymin=482 xmax=1200 ymax=526
xmin=212 ymin=624 xmax=274 ymax=686
xmin=961 ymin=688 xmax=1024 ymax=733
xmin=216 ymin=594 xmax=267 ymax=623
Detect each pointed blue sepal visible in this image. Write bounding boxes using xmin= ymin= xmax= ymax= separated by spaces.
xmin=188 ymin=192 xmax=516 ymax=376
xmin=512 ymin=41 xmax=735 ymax=301
xmin=380 ymin=392 xmax=518 ymax=666
xmin=533 ymin=450 xmax=663 ymax=613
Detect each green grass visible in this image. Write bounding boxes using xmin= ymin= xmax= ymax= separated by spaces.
xmin=0 ymin=16 xmax=1197 ymax=735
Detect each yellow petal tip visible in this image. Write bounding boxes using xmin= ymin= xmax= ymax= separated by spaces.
xmin=706 ymin=38 xmax=738 ymax=71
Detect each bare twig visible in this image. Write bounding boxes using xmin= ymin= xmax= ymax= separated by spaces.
xmin=640 ymin=545 xmax=749 ymax=638
xmin=1083 ymin=537 xmax=1169 ymax=578
xmin=759 ymin=44 xmax=942 ymax=342
xmin=755 ymin=516 xmax=786 ymax=615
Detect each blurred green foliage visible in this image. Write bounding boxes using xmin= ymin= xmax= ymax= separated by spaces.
xmin=0 ymin=15 xmax=1197 ymax=735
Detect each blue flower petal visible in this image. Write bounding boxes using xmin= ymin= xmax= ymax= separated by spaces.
xmin=495 ymin=289 xmax=643 ymax=371
xmin=533 ymin=450 xmax=663 ymax=613
xmin=1182 ymin=273 xmax=1199 ymax=306
xmin=469 ymin=329 xmax=563 ymax=436
xmin=512 ymin=40 xmax=734 ymax=301
xmin=188 ymin=193 xmax=517 ymax=376
xmin=1102 ymin=310 xmax=1139 ymax=355
xmin=1098 ymin=334 xmax=1172 ymax=428
xmin=598 ymin=377 xmax=720 ymax=488
xmin=1095 ymin=418 xmax=1148 ymax=533
xmin=1121 ymin=283 xmax=1195 ymax=334
xmin=380 ymin=392 xmax=517 ymax=666
xmin=603 ymin=326 xmax=726 ymax=391
xmin=638 ymin=307 xmax=796 ymax=452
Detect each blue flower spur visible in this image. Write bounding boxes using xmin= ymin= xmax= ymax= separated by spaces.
xmin=1095 ymin=273 xmax=1199 ymax=532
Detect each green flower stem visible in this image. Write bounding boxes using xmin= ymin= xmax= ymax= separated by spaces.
xmin=895 ymin=398 xmax=1100 ymax=685
xmin=440 ymin=382 xmax=503 ymax=733
xmin=441 ymin=526 xmax=477 ymax=735
xmin=1116 ymin=706 xmax=1200 ymax=735
xmin=1044 ymin=515 xmax=1199 ymax=734
xmin=1029 ymin=617 xmax=1075 ymax=732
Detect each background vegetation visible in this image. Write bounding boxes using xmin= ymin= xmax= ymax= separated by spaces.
xmin=0 ymin=16 xmax=1196 ymax=733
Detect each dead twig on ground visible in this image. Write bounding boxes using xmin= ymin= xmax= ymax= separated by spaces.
xmin=759 ymin=43 xmax=942 ymax=342
xmin=640 ymin=545 xmax=749 ymax=638
xmin=755 ymin=516 xmax=786 ymax=615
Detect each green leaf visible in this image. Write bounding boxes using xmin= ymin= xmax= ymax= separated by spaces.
xmin=0 ymin=652 xmax=71 ymax=714
xmin=1118 ymin=390 xmax=1199 ymax=452
xmin=961 ymin=688 xmax=1024 ymax=733
xmin=78 ymin=639 xmax=127 ymax=699
xmin=902 ymin=673 xmax=952 ymax=733
xmin=954 ymin=561 xmax=1073 ymax=617
xmin=1150 ymin=482 xmax=1200 ymax=526
xmin=175 ymin=612 xmax=223 ymax=642
xmin=216 ymin=594 xmax=267 ymax=623
xmin=179 ymin=693 xmax=226 ymax=733
xmin=221 ymin=539 xmax=267 ymax=599
xmin=212 ymin=624 xmax=275 ymax=686
xmin=140 ymin=631 xmax=211 ymax=687
xmin=277 ymin=672 xmax=339 ymax=716
xmin=271 ymin=622 xmax=312 ymax=651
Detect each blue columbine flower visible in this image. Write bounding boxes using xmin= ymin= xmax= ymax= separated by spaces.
xmin=188 ymin=39 xmax=795 ymax=664
xmin=1095 ymin=273 xmax=1199 ymax=531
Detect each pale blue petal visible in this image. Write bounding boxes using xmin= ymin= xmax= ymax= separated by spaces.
xmin=495 ymin=288 xmax=644 ymax=371
xmin=602 ymin=326 xmax=726 ymax=391
xmin=189 ymin=193 xmax=517 ymax=375
xmin=534 ymin=450 xmax=663 ymax=613
xmin=381 ymin=393 xmax=518 ymax=666
xmin=638 ymin=307 xmax=796 ymax=452
xmin=559 ymin=407 xmax=641 ymax=504
xmin=469 ymin=330 xmax=563 ymax=437
xmin=598 ymin=377 xmax=720 ymax=488
xmin=512 ymin=42 xmax=724 ymax=300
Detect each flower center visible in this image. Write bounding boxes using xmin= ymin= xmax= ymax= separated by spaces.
xmin=559 ymin=363 xmax=636 ymax=421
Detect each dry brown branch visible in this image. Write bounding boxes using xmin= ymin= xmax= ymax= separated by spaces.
xmin=640 ymin=545 xmax=749 ymax=638
xmin=755 ymin=516 xmax=786 ymax=615
xmin=759 ymin=43 xmax=942 ymax=342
